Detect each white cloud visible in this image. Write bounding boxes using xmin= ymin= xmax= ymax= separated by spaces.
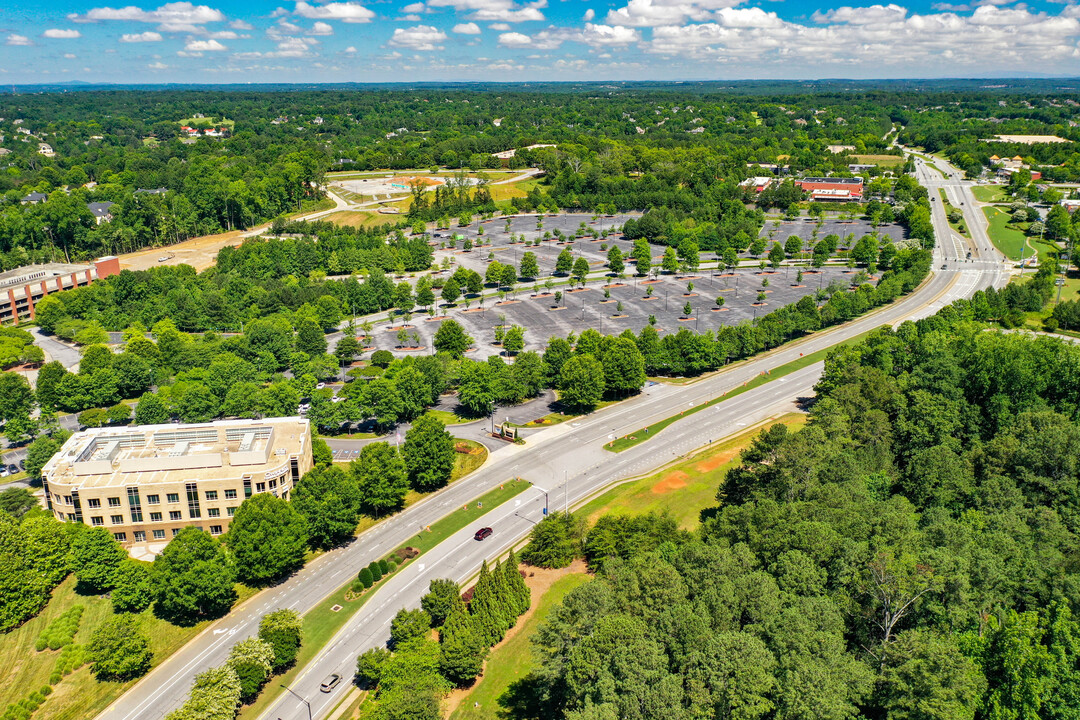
xmin=69 ymin=2 xmax=227 ymax=32
xmin=812 ymin=4 xmax=908 ymax=24
xmin=426 ymin=0 xmax=546 ymax=23
xmin=43 ymin=29 xmax=82 ymax=39
xmin=235 ymin=35 xmax=319 ymax=57
xmin=605 ymin=0 xmax=742 ymax=27
xmin=583 ymin=8 xmax=594 ymax=21
xmin=344 ymin=45 xmax=357 ymax=51
xmin=388 ymin=24 xmax=447 ymax=49
xmin=402 ymin=14 xmax=422 ymax=20
xmin=293 ymin=1 xmax=375 ymax=23
xmin=309 ymin=21 xmax=334 ymax=34
xmin=185 ymin=38 xmax=227 ymax=50
xmin=64 ymin=53 xmax=77 ymax=58
xmin=489 ymin=22 xmax=510 ymax=29
xmin=636 ymin=2 xmax=1080 ymax=75
xmin=498 ymin=22 xmax=637 ymax=49
xmin=148 ymin=61 xmax=169 ymax=68
xmin=402 ymin=2 xmax=426 ymax=10
xmin=229 ymin=19 xmax=254 ymax=29
xmin=453 ymin=21 xmax=481 ymax=33
xmin=5 ymin=34 xmax=32 ymax=46
xmin=121 ymin=31 xmax=164 ymax=41
xmin=498 ymin=30 xmax=531 ymax=46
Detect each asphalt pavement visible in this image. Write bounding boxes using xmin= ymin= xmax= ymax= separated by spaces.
xmin=97 ymin=155 xmax=1012 ymax=720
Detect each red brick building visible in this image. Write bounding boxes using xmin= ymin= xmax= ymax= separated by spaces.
xmin=0 ymin=256 xmax=120 ymax=324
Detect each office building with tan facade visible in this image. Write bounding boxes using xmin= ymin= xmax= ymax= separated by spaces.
xmin=41 ymin=417 xmax=313 ymax=555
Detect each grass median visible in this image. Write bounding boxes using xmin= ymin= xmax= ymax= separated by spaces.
xmin=605 ymin=331 xmax=869 ymax=453
xmin=237 ymin=478 xmax=531 ymax=720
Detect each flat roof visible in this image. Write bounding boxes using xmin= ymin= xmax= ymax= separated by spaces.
xmin=0 ymin=262 xmax=94 ymax=289
xmin=43 ymin=417 xmax=310 ymax=490
xmin=798 ymin=177 xmax=864 ymax=185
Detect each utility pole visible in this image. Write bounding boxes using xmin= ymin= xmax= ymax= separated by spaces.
xmin=282 ymin=685 xmax=313 ymax=720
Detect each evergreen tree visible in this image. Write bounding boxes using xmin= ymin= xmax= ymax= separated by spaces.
xmin=439 ymin=596 xmax=487 ymax=685
xmin=469 ymin=561 xmax=510 ymax=645
xmin=502 ymin=549 xmax=531 ymax=617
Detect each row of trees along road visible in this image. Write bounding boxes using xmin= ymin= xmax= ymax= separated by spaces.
xmin=355 ymin=552 xmax=531 ymax=720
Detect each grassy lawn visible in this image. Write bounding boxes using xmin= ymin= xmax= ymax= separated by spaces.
xmin=0 ymin=577 xmax=259 ymax=720
xmin=972 ymin=185 xmax=1009 ymax=204
xmin=606 ymin=331 xmax=868 ymax=452
xmin=425 ymin=408 xmax=476 ymax=426
xmin=450 ymin=439 xmax=488 ymax=483
xmin=852 ymin=154 xmax=905 ymax=167
xmin=321 ymin=211 xmax=394 ymax=229
xmin=926 ymin=163 xmax=947 ymax=178
xmin=583 ymin=413 xmax=807 ymax=528
xmin=982 ymin=207 xmax=1055 ymax=261
xmin=449 ymin=573 xmax=592 ymax=720
xmin=237 ymin=479 xmax=531 ymax=720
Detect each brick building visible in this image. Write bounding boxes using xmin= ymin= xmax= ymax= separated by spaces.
xmin=0 ymin=256 xmax=120 ymax=324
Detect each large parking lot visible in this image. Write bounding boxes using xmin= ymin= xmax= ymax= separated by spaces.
xmin=355 ymin=213 xmax=889 ymax=359
xmin=758 ymin=217 xmax=909 ymax=247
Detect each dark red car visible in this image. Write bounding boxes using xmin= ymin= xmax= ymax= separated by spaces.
xmin=474 ymin=527 xmax=493 ymax=541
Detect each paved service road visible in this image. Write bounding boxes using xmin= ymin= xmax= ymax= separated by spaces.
xmin=98 ymin=163 xmax=1011 ymax=720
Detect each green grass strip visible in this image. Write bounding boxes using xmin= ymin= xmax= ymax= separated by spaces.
xmin=604 ymin=331 xmax=871 ymax=453
xmin=237 ymin=479 xmax=531 ymax=720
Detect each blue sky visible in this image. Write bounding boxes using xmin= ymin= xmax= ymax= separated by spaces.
xmin=2 ymin=0 xmax=1080 ymax=83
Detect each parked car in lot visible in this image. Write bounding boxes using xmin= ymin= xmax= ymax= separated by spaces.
xmin=474 ymin=527 xmax=493 ymax=541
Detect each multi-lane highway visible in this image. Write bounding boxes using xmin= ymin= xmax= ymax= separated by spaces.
xmin=98 ymin=156 xmax=1011 ymax=720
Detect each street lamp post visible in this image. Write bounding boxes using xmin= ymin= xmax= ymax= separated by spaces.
xmin=282 ymin=685 xmax=313 ymax=720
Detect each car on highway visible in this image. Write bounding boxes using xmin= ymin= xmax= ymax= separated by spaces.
xmin=474 ymin=527 xmax=493 ymax=541
xmin=320 ymin=673 xmax=341 ymax=693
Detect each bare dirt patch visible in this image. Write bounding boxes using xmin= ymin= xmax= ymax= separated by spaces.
xmin=652 ymin=470 xmax=689 ymax=494
xmin=695 ymin=449 xmax=742 ymax=473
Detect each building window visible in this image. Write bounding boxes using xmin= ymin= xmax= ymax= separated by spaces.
xmin=256 ymin=482 xmax=266 ymax=493
xmin=169 ymin=511 xmax=182 ymax=521
xmin=111 ymin=515 xmax=123 ymax=524
xmin=205 ymin=490 xmax=218 ymax=501
xmin=127 ymin=487 xmax=143 ymax=523
xmin=207 ymin=508 xmax=220 ymax=518
xmin=64 ymin=496 xmax=72 ymax=505
xmin=113 ymin=532 xmax=127 ymax=542
xmin=56 ymin=512 xmax=65 ymax=521
xmin=243 ymin=478 xmax=252 ymax=498
xmin=225 ymin=489 xmax=237 ymax=500
xmin=87 ymin=498 xmax=101 ymax=509
xmin=209 ymin=525 xmax=222 ymax=536
xmin=152 ymin=529 xmax=165 ymax=540
xmin=269 ymin=478 xmax=277 ymax=490
xmin=167 ymin=493 xmax=179 ymax=503
xmin=108 ymin=497 xmax=121 ymax=507
xmin=186 ymin=482 xmax=201 ymax=519
xmin=150 ymin=512 xmax=162 ymax=522
xmin=147 ymin=494 xmax=160 ymax=504
xmin=133 ymin=531 xmax=146 ymax=542
xmin=172 ymin=528 xmax=181 ymax=537
xmin=227 ymin=507 xmax=236 ymax=517
xmin=91 ymin=516 xmax=103 ymax=526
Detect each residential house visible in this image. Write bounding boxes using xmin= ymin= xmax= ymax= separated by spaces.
xmin=87 ymin=201 xmax=115 ymax=225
